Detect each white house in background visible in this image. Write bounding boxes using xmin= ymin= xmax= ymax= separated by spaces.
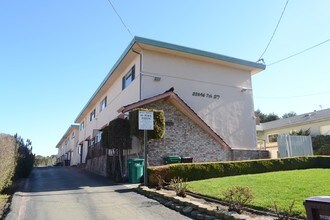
xmin=56 ymin=124 xmax=79 ymax=166
xmin=257 ymin=108 xmax=330 ymax=158
xmin=65 ymin=36 xmax=266 ymax=167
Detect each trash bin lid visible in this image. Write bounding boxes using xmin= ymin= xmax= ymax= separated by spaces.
xmin=164 ymin=156 xmax=181 ymax=159
xmin=129 ymin=158 xmax=144 ymax=162
xmin=305 ymin=196 xmax=330 ymax=204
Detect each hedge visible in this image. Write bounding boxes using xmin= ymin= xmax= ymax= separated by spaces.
xmin=0 ymin=134 xmax=17 ymax=193
xmin=148 ymin=156 xmax=330 ymax=186
xmin=129 ymin=108 xmax=165 ymax=140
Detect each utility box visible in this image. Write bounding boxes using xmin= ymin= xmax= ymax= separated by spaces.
xmin=164 ymin=156 xmax=181 ymax=164
xmin=304 ymin=196 xmax=330 ymax=220
xmin=128 ymin=158 xmax=144 ymax=184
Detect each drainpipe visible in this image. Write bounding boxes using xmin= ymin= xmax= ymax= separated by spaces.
xmin=132 ymin=49 xmax=143 ymax=100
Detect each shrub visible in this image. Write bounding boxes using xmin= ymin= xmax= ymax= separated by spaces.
xmin=0 ymin=134 xmax=17 ymax=193
xmin=148 ymin=165 xmax=170 ymax=186
xmin=274 ymin=200 xmax=296 ymax=220
xmin=315 ymin=145 xmax=330 ymax=155
xmin=129 ymin=108 xmax=165 ymax=140
xmin=169 ymin=177 xmax=188 ymax=197
xmin=107 ymin=118 xmax=131 ymax=149
xmin=312 ymin=135 xmax=330 ymax=152
xmin=148 ymin=156 xmax=330 ymax=184
xmin=222 ymin=186 xmax=254 ymax=213
xmin=14 ymin=134 xmax=34 ymax=178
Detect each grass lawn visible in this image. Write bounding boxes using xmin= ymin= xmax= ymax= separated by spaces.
xmin=187 ymin=169 xmax=330 ymax=217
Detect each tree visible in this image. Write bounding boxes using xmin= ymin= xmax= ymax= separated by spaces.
xmin=14 ymin=134 xmax=35 ymax=178
xmin=264 ymin=113 xmax=280 ymax=123
xmin=255 ymin=109 xmax=266 ymax=123
xmin=255 ymin=109 xmax=279 ymax=123
xmin=282 ymin=111 xmax=297 ymax=119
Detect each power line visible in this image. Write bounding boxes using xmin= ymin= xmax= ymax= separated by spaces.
xmin=255 ymin=90 xmax=330 ymax=99
xmin=258 ymin=0 xmax=289 ymax=61
xmin=105 ymin=0 xmax=134 ymax=38
xmin=267 ymin=39 xmax=330 ymax=66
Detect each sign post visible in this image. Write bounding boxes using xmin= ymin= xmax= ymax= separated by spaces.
xmin=138 ymin=111 xmax=154 ymax=186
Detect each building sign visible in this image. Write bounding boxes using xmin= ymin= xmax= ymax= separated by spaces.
xmin=138 ymin=111 xmax=154 ymax=130
xmin=192 ymin=92 xmax=220 ymax=100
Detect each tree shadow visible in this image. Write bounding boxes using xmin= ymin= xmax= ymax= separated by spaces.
xmin=20 ymin=167 xmax=127 ymax=193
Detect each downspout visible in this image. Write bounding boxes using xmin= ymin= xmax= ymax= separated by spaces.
xmin=132 ymin=49 xmax=143 ymax=100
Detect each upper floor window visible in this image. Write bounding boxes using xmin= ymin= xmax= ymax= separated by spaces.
xmin=99 ymin=96 xmax=107 ymax=112
xmin=90 ymin=109 xmax=96 ymax=121
xmin=71 ymin=132 xmax=75 ymax=139
xmin=268 ymin=134 xmax=278 ymax=143
xmin=122 ymin=66 xmax=135 ymax=90
xmin=80 ymin=121 xmax=85 ymax=131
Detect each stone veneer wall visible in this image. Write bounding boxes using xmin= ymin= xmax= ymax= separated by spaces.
xmin=85 ymin=155 xmax=108 ymax=177
xmin=230 ymin=149 xmax=269 ymax=161
xmin=144 ymin=101 xmax=231 ymax=166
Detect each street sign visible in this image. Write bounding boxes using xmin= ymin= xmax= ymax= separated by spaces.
xmin=138 ymin=111 xmax=154 ymax=130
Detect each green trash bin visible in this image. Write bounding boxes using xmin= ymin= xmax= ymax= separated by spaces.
xmin=128 ymin=158 xmax=144 ymax=183
xmin=164 ymin=156 xmax=181 ymax=164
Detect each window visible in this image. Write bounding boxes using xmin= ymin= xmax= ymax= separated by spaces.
xmin=71 ymin=132 xmax=75 ymax=139
xmin=90 ymin=109 xmax=96 ymax=121
xmin=268 ymin=134 xmax=278 ymax=143
xmin=96 ymin=130 xmax=102 ymax=143
xmin=80 ymin=121 xmax=85 ymax=131
xmin=122 ymin=66 xmax=135 ymax=90
xmin=99 ymin=96 xmax=107 ymax=112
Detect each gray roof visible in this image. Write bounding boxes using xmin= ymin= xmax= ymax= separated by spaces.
xmin=259 ymin=108 xmax=330 ymax=131
xmin=55 ymin=124 xmax=79 ymax=148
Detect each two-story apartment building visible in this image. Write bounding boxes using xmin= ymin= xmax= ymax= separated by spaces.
xmin=56 ymin=124 xmax=79 ymax=166
xmin=70 ymin=36 xmax=266 ymax=166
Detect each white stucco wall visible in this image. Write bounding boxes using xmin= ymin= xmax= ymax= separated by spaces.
xmin=140 ymin=50 xmax=257 ymax=149
xmin=76 ymin=57 xmax=141 ymax=163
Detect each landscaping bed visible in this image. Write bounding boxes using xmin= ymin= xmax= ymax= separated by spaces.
xmin=187 ymin=168 xmax=330 ymax=218
xmin=135 ymin=186 xmax=276 ymax=220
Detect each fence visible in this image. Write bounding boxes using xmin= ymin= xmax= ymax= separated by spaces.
xmin=278 ymin=135 xmax=313 ymax=158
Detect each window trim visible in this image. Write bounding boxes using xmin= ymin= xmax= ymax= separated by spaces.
xmin=122 ymin=66 xmax=135 ymax=90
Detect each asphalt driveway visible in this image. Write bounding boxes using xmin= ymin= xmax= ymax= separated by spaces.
xmin=5 ymin=167 xmax=191 ymax=220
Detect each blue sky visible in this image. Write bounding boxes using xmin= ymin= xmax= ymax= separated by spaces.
xmin=1 ymin=1 xmax=329 ymax=156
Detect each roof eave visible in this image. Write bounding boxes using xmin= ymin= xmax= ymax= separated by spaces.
xmin=55 ymin=124 xmax=79 ymax=148
xmin=134 ymin=36 xmax=266 ymax=71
